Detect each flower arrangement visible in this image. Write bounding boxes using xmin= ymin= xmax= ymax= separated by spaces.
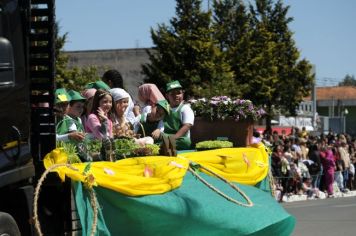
xmin=188 ymin=96 xmax=265 ymax=122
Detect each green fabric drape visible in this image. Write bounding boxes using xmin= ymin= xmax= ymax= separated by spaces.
xmin=74 ymin=172 xmax=294 ymax=236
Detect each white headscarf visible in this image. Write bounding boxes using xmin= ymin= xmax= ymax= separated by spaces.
xmin=109 ymin=88 xmax=130 ymax=102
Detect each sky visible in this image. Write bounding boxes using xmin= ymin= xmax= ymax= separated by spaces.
xmin=56 ymin=0 xmax=356 ymax=87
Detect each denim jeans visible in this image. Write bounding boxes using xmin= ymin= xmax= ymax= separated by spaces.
xmin=312 ymin=165 xmax=323 ymax=189
xmin=334 ymin=171 xmax=344 ymax=191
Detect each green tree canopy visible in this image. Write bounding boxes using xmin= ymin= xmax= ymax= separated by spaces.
xmin=142 ymin=0 xmax=314 ymax=129
xmin=338 ymin=74 xmax=356 ymax=86
xmin=142 ymin=0 xmax=239 ymax=98
xmin=212 ymin=0 xmax=313 ymax=128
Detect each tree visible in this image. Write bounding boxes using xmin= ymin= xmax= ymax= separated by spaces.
xmin=142 ymin=0 xmax=238 ymax=98
xmin=55 ymin=24 xmax=100 ymax=91
xmin=338 ymin=74 xmax=356 ymax=86
xmin=213 ymin=0 xmax=252 ymax=95
xmin=217 ymin=0 xmax=313 ymax=130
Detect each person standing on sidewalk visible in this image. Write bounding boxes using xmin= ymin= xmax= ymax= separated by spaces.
xmin=339 ymin=140 xmax=351 ymax=190
xmin=320 ymin=146 xmax=336 ymax=197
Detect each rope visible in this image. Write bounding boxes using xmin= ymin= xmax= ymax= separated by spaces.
xmin=188 ymin=163 xmax=253 ymax=207
xmin=33 ymin=163 xmax=98 ymax=236
xmin=88 ymin=188 xmax=98 ymax=236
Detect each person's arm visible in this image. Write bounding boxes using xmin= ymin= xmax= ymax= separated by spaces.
xmin=87 ymin=114 xmax=110 ymax=140
xmin=56 ymin=132 xmax=85 ymax=142
xmin=56 ymin=133 xmax=69 ymax=142
xmin=173 ymin=123 xmax=192 ymax=139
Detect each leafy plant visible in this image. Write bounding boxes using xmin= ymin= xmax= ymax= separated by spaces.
xmin=146 ymin=144 xmax=160 ymax=156
xmin=113 ymin=139 xmax=161 ymax=159
xmin=189 ymin=96 xmax=265 ymax=122
xmin=195 ymin=140 xmax=233 ymax=150
xmin=85 ymin=140 xmax=102 ymax=154
xmin=56 ymin=141 xmax=81 ymax=163
xmin=113 ymin=138 xmax=140 ymax=159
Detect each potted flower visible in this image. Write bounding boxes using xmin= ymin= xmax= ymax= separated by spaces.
xmin=188 ymin=96 xmax=265 ymax=147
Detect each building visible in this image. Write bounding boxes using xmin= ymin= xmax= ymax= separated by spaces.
xmin=65 ymin=48 xmax=153 ymax=100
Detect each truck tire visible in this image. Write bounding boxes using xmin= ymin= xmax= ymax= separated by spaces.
xmin=0 ymin=212 xmax=21 ymax=236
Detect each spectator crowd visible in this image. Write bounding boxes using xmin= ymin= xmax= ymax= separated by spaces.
xmin=261 ymin=127 xmax=356 ymax=201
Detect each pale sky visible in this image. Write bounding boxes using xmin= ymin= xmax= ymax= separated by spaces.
xmin=56 ymin=0 xmax=356 ymax=86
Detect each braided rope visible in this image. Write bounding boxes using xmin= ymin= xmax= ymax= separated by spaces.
xmin=188 ymin=163 xmax=253 ymax=207
xmin=33 ymin=163 xmax=98 ymax=236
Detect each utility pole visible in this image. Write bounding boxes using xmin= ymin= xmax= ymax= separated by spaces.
xmin=311 ymin=65 xmax=317 ymax=130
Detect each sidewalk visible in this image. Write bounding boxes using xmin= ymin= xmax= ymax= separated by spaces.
xmin=282 ymin=189 xmax=356 ymax=202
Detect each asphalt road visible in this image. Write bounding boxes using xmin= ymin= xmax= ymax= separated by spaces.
xmin=283 ymin=196 xmax=356 ymax=236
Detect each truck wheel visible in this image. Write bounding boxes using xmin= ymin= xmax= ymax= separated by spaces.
xmin=0 ymin=212 xmax=21 ymax=236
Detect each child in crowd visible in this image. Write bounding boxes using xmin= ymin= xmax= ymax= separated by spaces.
xmin=54 ymin=88 xmax=70 ymax=122
xmin=81 ymin=88 xmax=97 ymax=129
xmin=136 ymin=83 xmax=169 ymax=139
xmin=102 ymin=69 xmax=140 ymax=124
xmin=161 ymin=80 xmax=194 ymax=150
xmin=85 ymin=89 xmax=114 ymax=140
xmin=110 ymin=88 xmax=153 ymax=146
xmin=55 ymin=88 xmax=85 ymax=142
xmin=301 ymin=177 xmax=320 ymax=199
xmin=138 ymin=83 xmax=165 ymax=114
xmin=56 ymin=90 xmax=86 ymax=135
xmin=140 ymin=99 xmax=170 ymax=140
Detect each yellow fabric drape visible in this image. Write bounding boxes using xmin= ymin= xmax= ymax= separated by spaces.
xmin=43 ymin=143 xmax=268 ymax=196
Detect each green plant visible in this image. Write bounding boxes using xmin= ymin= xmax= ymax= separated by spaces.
xmin=56 ymin=141 xmax=81 ymax=163
xmin=189 ymin=96 xmax=265 ymax=122
xmin=145 ymin=144 xmax=160 ymax=156
xmin=195 ymin=140 xmax=233 ymax=150
xmin=113 ymin=138 xmax=140 ymax=159
xmin=85 ymin=140 xmax=102 ymax=154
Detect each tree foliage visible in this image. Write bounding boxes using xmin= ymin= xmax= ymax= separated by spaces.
xmin=212 ymin=0 xmax=313 ymax=128
xmin=55 ymin=24 xmax=100 ymax=91
xmin=338 ymin=74 xmax=356 ymax=86
xmin=143 ymin=0 xmax=314 ymax=128
xmin=142 ymin=0 xmax=239 ymax=98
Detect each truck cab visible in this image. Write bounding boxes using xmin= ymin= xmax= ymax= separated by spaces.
xmin=0 ymin=0 xmax=70 ymax=235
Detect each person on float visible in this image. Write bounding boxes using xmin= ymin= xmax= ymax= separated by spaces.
xmin=110 ymin=88 xmax=154 ymax=146
xmin=161 ymin=80 xmax=194 ymax=151
xmin=55 ymin=88 xmax=85 ymax=142
xmin=85 ymin=89 xmax=114 ymax=140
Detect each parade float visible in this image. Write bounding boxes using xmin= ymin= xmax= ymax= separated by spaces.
xmin=35 ymin=143 xmax=295 ymax=236
xmin=33 ymin=97 xmax=295 ymax=236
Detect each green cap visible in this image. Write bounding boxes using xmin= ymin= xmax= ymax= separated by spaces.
xmin=55 ymin=88 xmax=70 ymax=104
xmin=166 ymin=80 xmax=183 ymax=92
xmin=67 ymin=90 xmax=85 ymax=101
xmin=85 ymin=80 xmax=110 ymax=90
xmin=157 ymin=99 xmax=170 ymax=114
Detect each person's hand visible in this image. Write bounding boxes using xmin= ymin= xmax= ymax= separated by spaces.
xmin=68 ymin=132 xmax=85 ymax=142
xmin=151 ymin=129 xmax=161 ymax=140
xmin=133 ymin=104 xmax=141 ymax=116
xmin=97 ymin=107 xmax=108 ymax=121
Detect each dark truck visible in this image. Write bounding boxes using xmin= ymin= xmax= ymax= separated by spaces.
xmin=0 ymin=0 xmax=74 ymax=235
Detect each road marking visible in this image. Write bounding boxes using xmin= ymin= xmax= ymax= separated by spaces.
xmin=332 ymin=204 xmax=356 ymax=208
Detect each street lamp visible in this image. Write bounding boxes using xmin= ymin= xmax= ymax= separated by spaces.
xmin=342 ymin=108 xmax=349 ymax=133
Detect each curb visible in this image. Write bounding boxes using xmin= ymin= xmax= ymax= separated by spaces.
xmin=281 ymin=190 xmax=356 ymax=202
